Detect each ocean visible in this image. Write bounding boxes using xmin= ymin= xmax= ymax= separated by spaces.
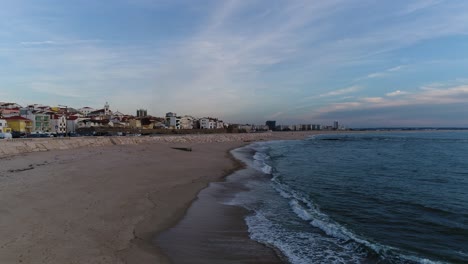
xmin=228 ymin=131 xmax=468 ymax=264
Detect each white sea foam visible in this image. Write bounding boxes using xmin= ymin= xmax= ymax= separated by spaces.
xmin=245 ymin=212 xmax=365 ymax=264
xmin=230 ymin=141 xmax=444 ymax=264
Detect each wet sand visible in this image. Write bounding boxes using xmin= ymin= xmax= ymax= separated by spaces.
xmin=156 ymin=170 xmax=283 ymax=264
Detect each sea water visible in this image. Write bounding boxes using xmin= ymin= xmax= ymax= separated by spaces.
xmin=228 ymin=131 xmax=468 ymax=264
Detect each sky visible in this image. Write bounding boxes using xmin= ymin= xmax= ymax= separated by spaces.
xmin=1 ymin=0 xmax=468 ymax=127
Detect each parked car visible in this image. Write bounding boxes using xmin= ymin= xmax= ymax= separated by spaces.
xmin=0 ymin=133 xmax=13 ymax=139
xmin=12 ymin=131 xmax=26 ymax=138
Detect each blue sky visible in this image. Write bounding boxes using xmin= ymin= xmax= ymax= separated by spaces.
xmin=1 ymin=0 xmax=468 ymax=127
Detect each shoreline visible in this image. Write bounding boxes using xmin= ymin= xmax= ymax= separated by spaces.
xmin=152 ymin=132 xmax=328 ymax=263
xmin=118 ymin=142 xmax=251 ymax=264
xmin=0 ymin=131 xmax=355 ymax=263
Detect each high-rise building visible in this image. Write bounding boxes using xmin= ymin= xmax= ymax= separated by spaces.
xmin=136 ymin=109 xmax=147 ymax=117
xmin=333 ymin=121 xmax=339 ymax=130
xmin=266 ymin=120 xmax=276 ymax=131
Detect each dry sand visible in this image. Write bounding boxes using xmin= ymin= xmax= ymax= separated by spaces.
xmin=0 ymin=132 xmax=328 ymax=264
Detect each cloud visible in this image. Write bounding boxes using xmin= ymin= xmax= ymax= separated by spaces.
xmin=318 ymin=85 xmax=362 ymax=97
xmin=361 ymin=97 xmax=384 ymax=103
xmin=386 ymin=90 xmax=409 ymax=96
xmin=399 ymin=0 xmax=443 ymax=15
xmin=2 ymin=1 xmax=468 ymax=124
xmin=20 ymin=41 xmax=56 ymax=46
xmin=365 ymin=65 xmax=406 ymax=79
xmin=314 ymin=84 xmax=468 ymax=116
xmin=20 ymin=39 xmax=101 ymax=46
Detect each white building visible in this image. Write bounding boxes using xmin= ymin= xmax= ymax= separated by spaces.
xmin=0 ymin=118 xmax=12 ymax=139
xmin=79 ymin=107 xmax=95 ymax=116
xmin=216 ymin=120 xmax=225 ymax=129
xmin=238 ymin=124 xmax=253 ymax=132
xmin=66 ymin=116 xmax=82 ymax=133
xmin=200 ymin=118 xmax=216 ymax=129
xmin=104 ymin=102 xmax=110 ymax=116
xmin=0 ymin=119 xmax=10 ymax=133
xmin=165 ymin=112 xmax=181 ymax=129
xmin=0 ymin=102 xmax=22 ymax=109
xmin=180 ymin=116 xmax=194 ymax=129
xmin=50 ymin=115 xmax=67 ymax=134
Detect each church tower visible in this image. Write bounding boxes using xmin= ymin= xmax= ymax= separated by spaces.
xmin=104 ymin=102 xmax=110 ymax=116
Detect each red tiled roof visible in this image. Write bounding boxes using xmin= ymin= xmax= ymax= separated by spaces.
xmin=4 ymin=116 xmax=32 ymax=121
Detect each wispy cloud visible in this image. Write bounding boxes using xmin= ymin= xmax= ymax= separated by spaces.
xmin=386 ymin=90 xmax=409 ymax=96
xmin=314 ymin=83 xmax=468 ymax=117
xmin=20 ymin=40 xmax=56 ymax=46
xmin=361 ymin=97 xmax=384 ymax=103
xmin=318 ymin=85 xmax=363 ymax=98
xmin=399 ymin=0 xmax=443 ymax=15
xmin=365 ymin=65 xmax=406 ymax=79
xmin=20 ymin=39 xmax=101 ymax=46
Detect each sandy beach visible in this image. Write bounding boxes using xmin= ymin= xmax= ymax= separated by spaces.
xmin=0 ymin=132 xmax=324 ymax=264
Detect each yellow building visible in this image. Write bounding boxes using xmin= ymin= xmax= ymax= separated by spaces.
xmin=4 ymin=116 xmax=33 ymax=133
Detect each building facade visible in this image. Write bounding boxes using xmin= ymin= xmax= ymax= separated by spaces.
xmin=266 ymin=120 xmax=276 ymax=131
xmin=180 ymin=116 xmax=194 ymax=129
xmin=4 ymin=116 xmax=33 ymax=133
xmin=25 ymin=113 xmax=51 ymax=132
xmin=0 ymin=119 xmax=12 ymax=133
xmin=79 ymin=107 xmax=95 ymax=116
xmin=165 ymin=112 xmax=180 ymax=129
xmin=136 ymin=109 xmax=147 ymax=117
xmin=50 ymin=115 xmax=67 ymax=134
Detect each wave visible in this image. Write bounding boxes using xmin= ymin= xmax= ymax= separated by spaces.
xmin=233 ymin=142 xmax=448 ymax=264
xmin=271 ymin=172 xmax=449 ymax=264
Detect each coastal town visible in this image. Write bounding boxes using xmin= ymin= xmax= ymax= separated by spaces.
xmin=0 ymin=101 xmax=344 ymax=138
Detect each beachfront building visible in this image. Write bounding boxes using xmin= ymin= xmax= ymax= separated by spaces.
xmin=276 ymin=125 xmax=291 ymax=131
xmin=180 ymin=116 xmax=194 ymax=129
xmin=4 ymin=116 xmax=33 ymax=133
xmin=165 ymin=112 xmax=181 ymax=129
xmin=50 ymin=115 xmax=67 ymax=134
xmin=23 ymin=113 xmax=51 ymax=133
xmin=238 ymin=124 xmax=254 ymax=132
xmin=199 ymin=118 xmax=213 ymax=129
xmin=79 ymin=107 xmax=95 ymax=116
xmin=77 ymin=119 xmax=110 ymax=128
xmin=87 ymin=102 xmax=112 ymax=119
xmin=66 ymin=116 xmax=80 ymax=133
xmin=129 ymin=118 xmax=142 ymax=129
xmin=249 ymin=124 xmax=269 ymax=131
xmin=25 ymin=104 xmax=50 ymax=112
xmin=0 ymin=102 xmax=22 ymax=110
xmin=216 ymin=120 xmax=225 ymax=129
xmin=200 ymin=117 xmax=221 ymax=129
xmin=0 ymin=119 xmax=12 ymax=133
xmin=109 ymin=118 xmax=127 ymax=128
xmin=0 ymin=107 xmax=20 ymax=117
xmin=0 ymin=103 xmax=21 ymax=118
